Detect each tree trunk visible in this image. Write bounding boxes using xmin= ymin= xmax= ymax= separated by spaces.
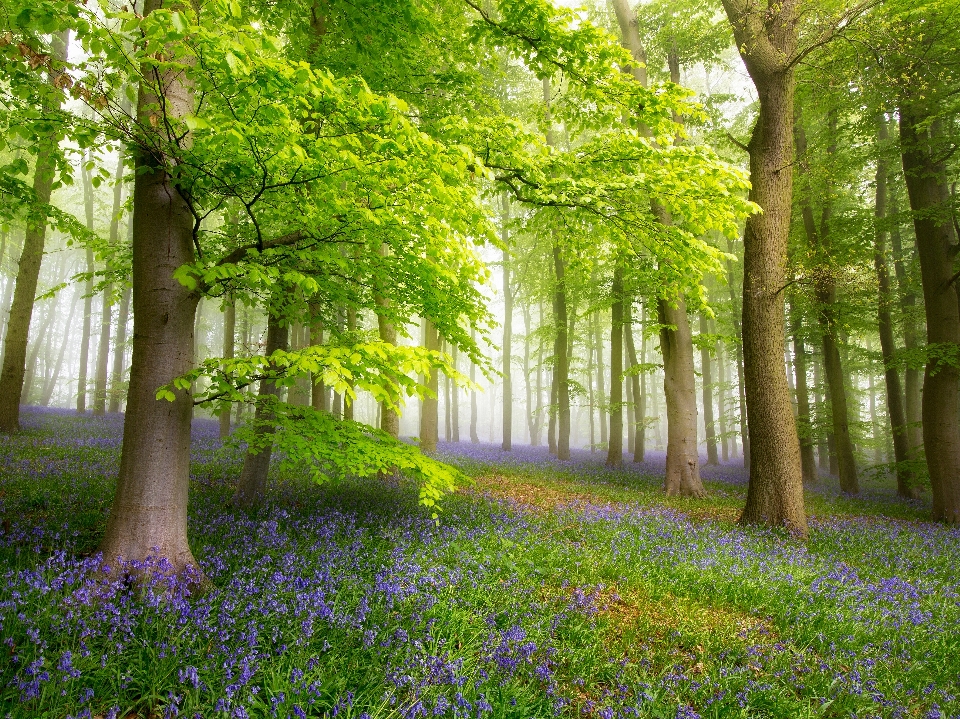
xmin=310 ymin=313 xmax=329 ymax=413
xmin=606 ymin=266 xmax=624 ymax=467
xmin=343 ymin=308 xmax=356 ymax=421
xmin=219 ymin=295 xmax=236 ymax=439
xmin=791 ymin=306 xmax=818 ymax=485
xmin=501 ymin=193 xmax=512 ymax=450
xmin=899 ymin=107 xmax=960 ymax=521
xmin=700 ymin=313 xmax=718 ymax=465
xmin=634 ymin=301 xmax=647 ymax=462
xmin=890 ymin=193 xmax=923 ymax=454
xmin=420 ymin=319 xmax=439 ymax=453
xmin=0 ymin=31 xmax=69 ymax=432
xmin=660 ymin=297 xmax=705 ymax=497
xmin=795 ymin=117 xmax=858 ymax=494
xmin=874 ymin=119 xmax=917 ymax=498
xmin=232 ymin=312 xmax=288 ymax=509
xmin=544 ymin=77 xmax=570 ymax=461
xmin=625 ymin=300 xmax=643 ymax=461
xmin=444 ymin=343 xmax=452 ymax=441
xmin=470 ymin=326 xmax=479 ymax=443
xmin=523 ymin=303 xmax=536 ymax=444
xmin=452 ymin=345 xmax=460 ymax=442
xmin=593 ymin=311 xmax=608 ymax=446
xmin=93 ymin=156 xmax=126 ymax=415
xmin=548 ymin=367 xmax=558 ymax=454
xmin=375 ymin=245 xmax=400 ymax=438
xmin=625 ymin=326 xmax=634 ymax=455
xmin=99 ymin=1 xmax=203 ymax=576
xmin=22 ymin=301 xmax=56 ymax=405
xmin=722 ymin=0 xmax=806 ymax=534
xmin=77 ymin=153 xmax=97 ymax=415
xmin=108 ymin=282 xmax=131 ymax=413
xmin=587 ymin=316 xmax=595 ymax=451
xmin=726 ymin=256 xmax=750 ymax=467
xmin=717 ymin=339 xmax=729 ymax=462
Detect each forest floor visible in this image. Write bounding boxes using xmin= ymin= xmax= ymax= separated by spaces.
xmin=2 ymin=408 xmax=959 ymax=719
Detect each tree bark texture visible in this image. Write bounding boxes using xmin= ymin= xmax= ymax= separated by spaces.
xmin=99 ymin=0 xmax=204 ymax=576
xmin=899 ymin=107 xmax=960 ymax=522
xmin=660 ymin=297 xmax=705 ymax=497
xmin=722 ymin=0 xmax=806 ymax=533
xmin=0 ymin=31 xmax=69 ymax=432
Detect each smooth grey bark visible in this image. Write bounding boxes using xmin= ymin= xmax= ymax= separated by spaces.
xmin=99 ymin=1 xmax=203 ymax=577
xmin=501 ymin=192 xmax=512 ymax=450
xmin=700 ymin=313 xmax=718 ymax=465
xmin=232 ymin=312 xmax=287 ymax=509
xmin=606 ymin=266 xmax=624 ymax=468
xmin=0 ymin=31 xmax=69 ymax=432
xmin=219 ymin=295 xmax=236 ymax=439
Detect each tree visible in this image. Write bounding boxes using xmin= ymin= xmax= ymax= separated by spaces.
xmin=721 ymin=0 xmax=807 ymax=534
xmin=0 ymin=30 xmax=69 ymax=432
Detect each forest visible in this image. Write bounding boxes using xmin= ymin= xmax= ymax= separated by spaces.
xmin=1 ymin=0 xmax=959 ymax=716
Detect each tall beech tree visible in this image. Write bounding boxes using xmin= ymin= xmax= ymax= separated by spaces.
xmin=0 ymin=31 xmax=69 ymax=433
xmin=887 ymin=0 xmax=960 ymax=521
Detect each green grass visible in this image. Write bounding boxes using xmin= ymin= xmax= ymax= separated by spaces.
xmin=1 ymin=410 xmax=958 ymax=718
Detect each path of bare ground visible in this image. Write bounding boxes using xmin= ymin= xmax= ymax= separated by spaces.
xmin=434 ymin=440 xmax=933 ymax=525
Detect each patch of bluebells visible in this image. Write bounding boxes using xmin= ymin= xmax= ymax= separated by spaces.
xmin=0 ymin=410 xmax=958 ymax=717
